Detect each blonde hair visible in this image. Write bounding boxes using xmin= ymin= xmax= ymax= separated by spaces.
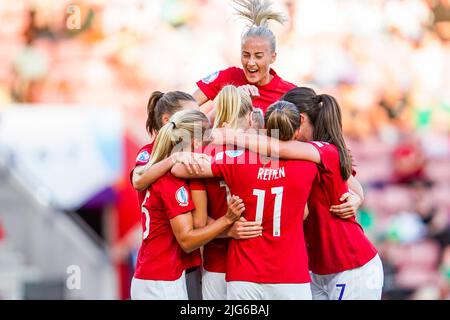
xmin=148 ymin=109 xmax=209 ymax=167
xmin=233 ymin=0 xmax=286 ymax=52
xmin=264 ymin=100 xmax=300 ymax=141
xmin=213 ymin=85 xmax=253 ymax=129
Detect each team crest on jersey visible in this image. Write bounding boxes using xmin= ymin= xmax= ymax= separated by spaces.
xmin=175 ymin=186 xmax=189 ymax=206
xmin=136 ymin=150 xmax=150 ymax=163
xmin=201 ymin=71 xmax=219 ymax=84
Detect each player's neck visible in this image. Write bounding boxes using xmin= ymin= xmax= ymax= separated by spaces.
xmin=257 ymin=73 xmax=273 ymax=86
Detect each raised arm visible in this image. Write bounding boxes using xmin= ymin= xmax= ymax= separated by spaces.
xmin=193 ymin=89 xmax=216 ymax=124
xmin=212 ymin=129 xmax=321 ymax=163
xmin=193 ymin=88 xmax=209 ymax=106
xmin=170 ymin=196 xmax=245 ymax=253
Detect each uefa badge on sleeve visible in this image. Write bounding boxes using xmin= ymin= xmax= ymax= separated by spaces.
xmin=175 ymin=186 xmax=189 ymax=206
xmin=136 ymin=150 xmax=150 ymax=163
xmin=201 ymin=71 xmax=219 ymax=84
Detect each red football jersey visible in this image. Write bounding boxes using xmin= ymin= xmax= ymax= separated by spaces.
xmin=130 ymin=143 xmax=154 ymax=207
xmin=196 ymin=67 xmax=296 ymax=114
xmin=211 ymin=148 xmax=317 ymax=283
xmin=190 ymin=145 xmax=230 ymax=273
xmin=305 ymin=142 xmax=378 ymax=275
xmin=134 ymin=172 xmax=201 ymax=280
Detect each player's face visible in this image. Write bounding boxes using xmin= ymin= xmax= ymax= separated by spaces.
xmin=241 ymin=36 xmax=276 ymax=86
xmin=298 ymin=113 xmax=314 ymax=142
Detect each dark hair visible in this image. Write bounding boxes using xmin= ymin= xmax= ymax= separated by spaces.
xmin=264 ymin=100 xmax=300 ymax=141
xmin=146 ymin=91 xmax=196 ymax=135
xmin=281 ymin=87 xmax=353 ymax=180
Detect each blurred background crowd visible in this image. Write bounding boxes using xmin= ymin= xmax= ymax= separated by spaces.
xmin=0 ymin=0 xmax=449 ymax=299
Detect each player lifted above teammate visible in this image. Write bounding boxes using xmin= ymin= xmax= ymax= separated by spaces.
xmin=194 ymin=0 xmax=296 ymax=115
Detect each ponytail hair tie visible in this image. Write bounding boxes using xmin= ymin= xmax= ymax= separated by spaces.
xmin=171 ymin=121 xmax=176 ymax=129
xmin=313 ymin=95 xmax=323 ymax=104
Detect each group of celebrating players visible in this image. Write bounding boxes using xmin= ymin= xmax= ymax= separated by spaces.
xmin=129 ymin=0 xmax=384 ymax=300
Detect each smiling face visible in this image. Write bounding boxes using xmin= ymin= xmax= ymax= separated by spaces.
xmin=241 ymin=36 xmax=276 ymax=86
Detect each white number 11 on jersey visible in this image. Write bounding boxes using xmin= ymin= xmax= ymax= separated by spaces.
xmin=253 ymin=187 xmax=283 ymax=237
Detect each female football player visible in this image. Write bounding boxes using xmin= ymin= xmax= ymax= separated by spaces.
xmin=194 ymin=0 xmax=296 ymax=115
xmin=173 ymin=101 xmax=319 ymax=299
xmin=190 ymin=85 xmax=264 ymax=299
xmin=212 ymin=87 xmax=384 ymax=299
xmin=130 ymin=109 xmax=245 ymax=300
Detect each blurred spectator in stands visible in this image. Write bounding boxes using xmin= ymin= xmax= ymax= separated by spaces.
xmin=411 ymin=179 xmax=450 ymax=249
xmin=12 ymin=9 xmax=49 ymax=102
xmin=0 ymin=0 xmax=449 ymax=300
xmin=391 ymin=133 xmax=428 ymax=184
xmin=430 ymin=0 xmax=450 ymax=41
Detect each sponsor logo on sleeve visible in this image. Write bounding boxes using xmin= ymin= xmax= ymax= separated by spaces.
xmin=201 ymin=71 xmax=219 ymax=84
xmin=215 ymin=151 xmax=224 ymax=161
xmin=311 ymin=141 xmax=329 ymax=148
xmin=175 ymin=186 xmax=189 ymax=207
xmin=136 ymin=150 xmax=150 ymax=163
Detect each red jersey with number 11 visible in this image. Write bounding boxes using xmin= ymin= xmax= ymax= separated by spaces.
xmin=211 ymin=149 xmax=318 ymax=283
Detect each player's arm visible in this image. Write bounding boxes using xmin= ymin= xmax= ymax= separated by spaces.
xmin=212 ymin=129 xmax=321 ymax=163
xmin=193 ymin=89 xmax=216 ymax=123
xmin=170 ymin=196 xmax=245 ymax=253
xmin=201 ymin=215 xmax=262 ymax=240
xmin=224 ymin=217 xmax=262 ymax=239
xmin=171 ymin=155 xmax=214 ymax=179
xmin=132 ymin=152 xmax=209 ymax=191
xmin=193 ymin=88 xmax=211 ymax=111
xmin=330 ymin=175 xmax=364 ymax=219
xmin=132 ymin=157 xmax=174 ymax=191
xmin=347 ymin=175 xmax=364 ymax=201
xmin=191 ymin=190 xmax=208 ymax=229
xmin=303 ymin=204 xmax=310 ymax=221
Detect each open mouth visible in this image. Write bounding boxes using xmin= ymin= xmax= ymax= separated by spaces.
xmin=247 ymin=69 xmax=258 ymax=74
